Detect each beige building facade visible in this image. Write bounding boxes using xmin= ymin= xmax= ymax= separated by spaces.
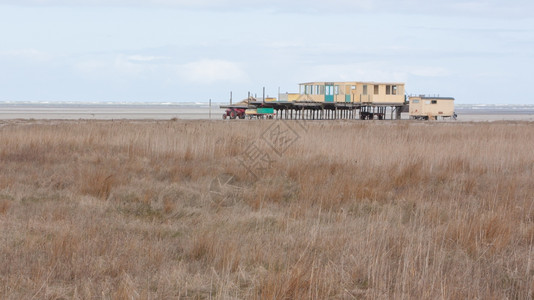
xmin=409 ymin=96 xmax=455 ymax=119
xmin=292 ymin=81 xmax=405 ymax=104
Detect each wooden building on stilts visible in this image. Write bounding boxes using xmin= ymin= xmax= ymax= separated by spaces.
xmin=221 ymin=81 xmax=409 ymax=120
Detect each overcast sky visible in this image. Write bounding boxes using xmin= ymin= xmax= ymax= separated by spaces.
xmin=0 ymin=0 xmax=533 ymax=104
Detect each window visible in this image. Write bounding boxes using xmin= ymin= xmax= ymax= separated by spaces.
xmin=326 ymin=85 xmax=333 ymax=96
xmin=363 ymin=85 xmax=368 ymax=95
xmin=412 ymin=99 xmax=420 ymax=104
xmin=431 ymin=100 xmax=437 ymax=104
xmin=374 ymin=85 xmax=379 ymax=95
xmin=334 ymin=85 xmax=339 ymax=95
xmin=320 ymin=85 xmax=325 ymax=95
xmin=385 ymin=85 xmax=398 ymax=95
xmin=315 ymin=85 xmax=320 ymax=95
xmin=351 ymin=85 xmax=356 ymax=90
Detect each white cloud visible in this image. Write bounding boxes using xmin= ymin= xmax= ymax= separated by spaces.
xmin=74 ymin=54 xmax=152 ymax=77
xmin=4 ymin=0 xmax=533 ymax=16
xmin=126 ymin=55 xmax=168 ymax=62
xmin=0 ymin=49 xmax=51 ymax=62
xmin=74 ymin=55 xmax=247 ymax=85
xmin=304 ymin=62 xmax=409 ymax=83
xmin=178 ymin=59 xmax=247 ymax=84
xmin=268 ymin=41 xmax=306 ymax=49
xmin=74 ymin=59 xmax=107 ymax=73
xmin=3 ymin=0 xmax=370 ymax=9
xmin=406 ymin=66 xmax=452 ymax=77
xmin=301 ymin=62 xmax=452 ymax=85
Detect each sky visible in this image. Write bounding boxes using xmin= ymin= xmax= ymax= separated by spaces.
xmin=0 ymin=0 xmax=533 ymax=104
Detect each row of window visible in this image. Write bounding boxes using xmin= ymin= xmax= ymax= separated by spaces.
xmin=300 ymin=84 xmax=398 ymax=96
xmin=301 ymin=85 xmax=352 ymax=95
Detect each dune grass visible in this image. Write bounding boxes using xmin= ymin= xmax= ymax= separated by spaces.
xmin=0 ymin=119 xmax=534 ymax=299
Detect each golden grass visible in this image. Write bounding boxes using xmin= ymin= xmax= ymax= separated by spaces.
xmin=1 ymin=119 xmax=534 ymax=299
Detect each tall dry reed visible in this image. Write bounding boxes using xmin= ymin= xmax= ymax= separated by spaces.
xmin=0 ymin=119 xmax=533 ymax=299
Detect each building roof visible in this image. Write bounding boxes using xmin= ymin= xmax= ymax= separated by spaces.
xmin=417 ymin=96 xmax=455 ymax=100
xmin=299 ymin=81 xmax=405 ymax=86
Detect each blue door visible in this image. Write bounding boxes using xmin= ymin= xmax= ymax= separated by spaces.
xmin=325 ymin=84 xmax=334 ymax=102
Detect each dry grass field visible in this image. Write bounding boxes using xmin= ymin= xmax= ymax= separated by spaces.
xmin=1 ymin=119 xmax=534 ymax=299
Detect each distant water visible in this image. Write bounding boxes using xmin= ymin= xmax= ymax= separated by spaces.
xmin=0 ymin=101 xmax=533 ymax=121
xmin=0 ymin=101 xmax=228 ymax=120
xmin=455 ymin=104 xmax=534 ymax=114
xmin=0 ymin=101 xmax=221 ymax=108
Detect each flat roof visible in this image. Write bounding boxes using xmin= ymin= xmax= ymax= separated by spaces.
xmin=413 ymin=96 xmax=455 ymax=100
xmin=299 ymin=81 xmax=405 ymax=85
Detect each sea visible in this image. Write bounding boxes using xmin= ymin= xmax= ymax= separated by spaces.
xmin=0 ymin=101 xmax=533 ymax=122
